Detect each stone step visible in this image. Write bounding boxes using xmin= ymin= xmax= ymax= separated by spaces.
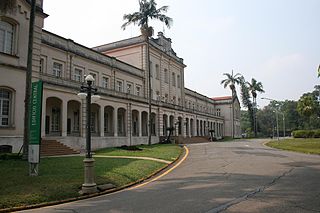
xmin=40 ymin=140 xmax=80 ymax=156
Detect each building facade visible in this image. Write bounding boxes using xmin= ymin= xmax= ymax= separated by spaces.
xmin=0 ymin=0 xmax=241 ymax=153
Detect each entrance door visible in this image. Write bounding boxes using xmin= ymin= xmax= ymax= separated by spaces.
xmin=45 ymin=116 xmax=50 ymax=134
xmin=67 ymin=118 xmax=71 ymax=134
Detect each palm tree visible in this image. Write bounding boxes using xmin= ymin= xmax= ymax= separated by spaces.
xmin=221 ymin=70 xmax=242 ymax=95
xmin=221 ymin=70 xmax=242 ymax=138
xmin=122 ymin=0 xmax=172 ymax=145
xmin=247 ymin=78 xmax=264 ymax=137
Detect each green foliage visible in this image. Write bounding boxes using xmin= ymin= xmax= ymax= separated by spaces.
xmin=292 ymin=129 xmax=320 ymax=138
xmin=220 ymin=71 xmax=242 ymax=91
xmin=121 ymin=0 xmax=172 ymax=37
xmin=297 ymin=94 xmax=318 ymax=118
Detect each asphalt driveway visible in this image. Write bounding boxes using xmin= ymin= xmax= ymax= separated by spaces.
xmin=22 ymin=139 xmax=320 ymax=213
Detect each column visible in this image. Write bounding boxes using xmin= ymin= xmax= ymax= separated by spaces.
xmin=61 ymin=100 xmax=68 ymax=137
xmin=138 ymin=111 xmax=142 ymax=137
xmin=182 ymin=116 xmax=186 ymax=137
xmin=41 ymin=95 xmax=46 ymax=137
xmin=100 ymin=106 xmax=104 ymax=137
xmin=113 ymin=107 xmax=118 ymax=137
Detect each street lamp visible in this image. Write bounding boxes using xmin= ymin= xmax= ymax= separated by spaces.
xmin=77 ymin=74 xmax=100 ymax=194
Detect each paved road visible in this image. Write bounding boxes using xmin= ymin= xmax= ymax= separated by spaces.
xmin=23 ymin=139 xmax=320 ymax=213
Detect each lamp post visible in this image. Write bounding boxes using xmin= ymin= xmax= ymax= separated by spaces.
xmin=78 ymin=74 xmax=100 ymax=194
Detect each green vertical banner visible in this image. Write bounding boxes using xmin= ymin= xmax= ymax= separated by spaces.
xmin=28 ymin=80 xmax=43 ymax=164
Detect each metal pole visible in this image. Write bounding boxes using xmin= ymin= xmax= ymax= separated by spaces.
xmin=283 ymin=114 xmax=285 ymax=138
xmin=276 ymin=111 xmax=279 ymax=141
xmin=86 ymin=81 xmax=92 ymax=158
xmin=147 ymin=39 xmax=152 ymax=145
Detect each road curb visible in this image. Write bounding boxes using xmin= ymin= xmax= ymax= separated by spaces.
xmin=0 ymin=145 xmax=189 ymax=213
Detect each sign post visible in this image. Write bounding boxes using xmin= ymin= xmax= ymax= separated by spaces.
xmin=28 ymin=80 xmax=43 ymax=176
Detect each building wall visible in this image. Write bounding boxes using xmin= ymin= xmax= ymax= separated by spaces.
xmin=1 ymin=0 xmax=237 ymax=153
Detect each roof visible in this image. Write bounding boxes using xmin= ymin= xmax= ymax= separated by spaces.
xmin=211 ymin=96 xmax=232 ymax=101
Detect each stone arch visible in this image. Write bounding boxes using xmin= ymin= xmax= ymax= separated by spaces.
xmin=104 ymin=106 xmax=114 ymax=136
xmin=67 ymin=100 xmax=81 ymax=136
xmin=45 ymin=97 xmax=62 ymax=135
xmin=117 ymin=107 xmax=126 ymax=136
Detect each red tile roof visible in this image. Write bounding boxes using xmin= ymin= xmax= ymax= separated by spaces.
xmin=211 ymin=96 xmax=232 ymax=101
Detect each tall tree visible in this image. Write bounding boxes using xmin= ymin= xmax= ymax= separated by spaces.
xmin=239 ymin=76 xmax=253 ymax=133
xmin=297 ymin=94 xmax=318 ymax=128
xmin=122 ymin=0 xmax=172 ymax=145
xmin=247 ymin=78 xmax=264 ymax=137
xmin=221 ymin=70 xmax=242 ymax=96
xmin=221 ymin=70 xmax=242 ymax=138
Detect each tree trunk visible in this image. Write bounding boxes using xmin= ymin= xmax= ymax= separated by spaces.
xmin=22 ymin=0 xmax=36 ymax=160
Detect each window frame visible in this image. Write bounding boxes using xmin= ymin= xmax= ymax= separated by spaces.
xmin=52 ymin=61 xmax=63 ymax=78
xmin=0 ymin=87 xmax=15 ymax=128
xmin=0 ymin=19 xmax=15 ymax=55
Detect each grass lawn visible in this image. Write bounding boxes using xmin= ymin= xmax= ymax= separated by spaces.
xmin=95 ymin=144 xmax=182 ymax=161
xmin=0 ymin=144 xmax=182 ymax=209
xmin=266 ymin=138 xmax=320 ymax=155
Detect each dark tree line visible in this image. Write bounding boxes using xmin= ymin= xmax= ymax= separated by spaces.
xmin=241 ymin=85 xmax=320 ymax=137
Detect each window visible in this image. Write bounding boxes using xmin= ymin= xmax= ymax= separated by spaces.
xmin=165 ymin=94 xmax=168 ymax=103
xmin=178 ymin=98 xmax=181 ymax=106
xmin=0 ymin=20 xmax=14 ymax=55
xmin=0 ymin=89 xmax=11 ymax=127
xmin=172 ymin=96 xmax=176 ymax=104
xmin=53 ymin=62 xmax=62 ymax=78
xmin=172 ymin=73 xmax=176 ymax=86
xmin=216 ymin=108 xmax=221 ymax=116
xmin=156 ymin=91 xmax=160 ymax=101
xmin=127 ymin=83 xmax=133 ymax=94
xmin=136 ymin=85 xmax=141 ymax=96
xmin=155 ymin=64 xmax=160 ymax=79
xmin=116 ymin=80 xmax=123 ymax=92
xmin=149 ymin=61 xmax=153 ymax=77
xmin=39 ymin=58 xmax=44 ymax=73
xmin=164 ymin=69 xmax=168 ymax=83
xmin=102 ymin=76 xmax=109 ymax=88
xmin=51 ymin=107 xmax=60 ymax=132
xmin=177 ymin=75 xmax=181 ymax=88
xmin=74 ymin=68 xmax=82 ymax=82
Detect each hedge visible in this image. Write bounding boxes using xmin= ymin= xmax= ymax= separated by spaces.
xmin=292 ymin=129 xmax=320 ymax=138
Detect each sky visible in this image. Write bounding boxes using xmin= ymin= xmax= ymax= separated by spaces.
xmin=43 ymin=0 xmax=320 ymax=108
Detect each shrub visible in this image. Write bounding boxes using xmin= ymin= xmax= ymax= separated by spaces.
xmin=292 ymin=129 xmax=320 ymax=138
xmin=313 ymin=129 xmax=320 ymax=138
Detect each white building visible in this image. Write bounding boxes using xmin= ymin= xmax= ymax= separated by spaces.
xmin=0 ymin=0 xmax=241 ymax=153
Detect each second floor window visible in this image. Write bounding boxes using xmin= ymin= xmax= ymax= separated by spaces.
xmin=164 ymin=69 xmax=168 ymax=83
xmin=155 ymin=64 xmax=160 ymax=79
xmin=127 ymin=83 xmax=133 ymax=94
xmin=39 ymin=58 xmax=44 ymax=73
xmin=0 ymin=20 xmax=14 ymax=55
xmin=102 ymin=77 xmax=109 ymax=88
xmin=177 ymin=75 xmax=181 ymax=88
xmin=116 ymin=80 xmax=123 ymax=92
xmin=136 ymin=85 xmax=141 ymax=96
xmin=74 ymin=68 xmax=82 ymax=82
xmin=53 ymin=62 xmax=62 ymax=78
xmin=172 ymin=73 xmax=176 ymax=86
